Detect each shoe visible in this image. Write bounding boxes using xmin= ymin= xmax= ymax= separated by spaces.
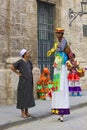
xmin=71 ymin=92 xmax=76 ymax=96
xmin=77 ymin=92 xmax=81 ymax=96
xmin=60 ymin=117 xmax=63 ymax=122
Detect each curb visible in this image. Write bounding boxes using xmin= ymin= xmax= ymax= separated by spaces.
xmin=70 ymin=102 xmax=87 ymax=110
xmin=0 ymin=102 xmax=87 ymax=130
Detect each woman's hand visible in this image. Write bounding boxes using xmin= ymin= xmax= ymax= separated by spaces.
xmin=52 ymin=62 xmax=57 ymax=68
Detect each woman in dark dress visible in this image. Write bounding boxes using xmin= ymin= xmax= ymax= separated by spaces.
xmin=10 ymin=49 xmax=35 ymax=118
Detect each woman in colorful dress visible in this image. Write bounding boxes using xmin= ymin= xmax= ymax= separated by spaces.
xmin=37 ymin=67 xmax=53 ymax=100
xmin=66 ymin=53 xmax=82 ymax=96
xmin=47 ymin=28 xmax=70 ymax=122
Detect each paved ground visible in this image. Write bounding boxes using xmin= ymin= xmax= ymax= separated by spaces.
xmin=5 ymin=106 xmax=87 ymax=130
xmin=0 ymin=90 xmax=87 ymax=129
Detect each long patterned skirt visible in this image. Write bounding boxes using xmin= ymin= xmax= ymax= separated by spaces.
xmin=51 ymin=65 xmax=70 ymax=115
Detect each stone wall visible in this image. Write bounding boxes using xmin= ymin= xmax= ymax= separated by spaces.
xmin=0 ymin=0 xmax=39 ymax=104
xmin=0 ymin=0 xmax=87 ymax=104
xmin=59 ymin=0 xmax=87 ymax=89
xmin=9 ymin=0 xmax=38 ymax=63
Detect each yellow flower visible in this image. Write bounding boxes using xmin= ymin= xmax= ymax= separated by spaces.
xmin=55 ymin=110 xmax=59 ymax=114
xmin=51 ymin=109 xmax=55 ymax=113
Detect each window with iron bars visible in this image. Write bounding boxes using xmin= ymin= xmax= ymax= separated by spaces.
xmin=37 ymin=1 xmax=55 ymax=79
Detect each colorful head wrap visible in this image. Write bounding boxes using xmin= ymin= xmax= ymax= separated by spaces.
xmin=55 ymin=28 xmax=64 ymax=33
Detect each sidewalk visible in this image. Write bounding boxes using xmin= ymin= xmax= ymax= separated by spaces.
xmin=0 ymin=90 xmax=87 ymax=129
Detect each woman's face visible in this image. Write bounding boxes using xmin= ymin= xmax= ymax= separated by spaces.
xmin=56 ymin=33 xmax=63 ymax=40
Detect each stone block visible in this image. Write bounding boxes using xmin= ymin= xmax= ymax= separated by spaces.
xmin=33 ymin=66 xmax=41 ymax=99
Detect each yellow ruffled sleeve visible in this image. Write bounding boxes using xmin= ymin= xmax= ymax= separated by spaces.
xmin=47 ymin=42 xmax=58 ymax=57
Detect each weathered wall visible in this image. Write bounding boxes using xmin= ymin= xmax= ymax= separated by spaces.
xmin=0 ymin=0 xmax=39 ymax=104
xmin=59 ymin=0 xmax=87 ymax=89
xmin=0 ymin=0 xmax=87 ymax=104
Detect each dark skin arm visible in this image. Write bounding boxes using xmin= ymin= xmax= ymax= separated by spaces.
xmin=10 ymin=64 xmax=22 ymax=76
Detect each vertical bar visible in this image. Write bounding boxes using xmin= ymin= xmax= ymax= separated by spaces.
xmin=38 ymin=1 xmax=54 ymax=79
